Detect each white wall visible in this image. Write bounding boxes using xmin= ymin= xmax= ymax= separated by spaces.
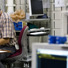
xmin=51 ymin=0 xmax=68 ymax=36
xmin=0 ymin=0 xmax=5 ymax=11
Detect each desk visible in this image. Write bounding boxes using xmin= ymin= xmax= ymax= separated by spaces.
xmin=0 ymin=49 xmax=11 ymax=53
xmin=28 ymin=28 xmax=50 ymax=33
xmin=27 ymin=31 xmax=49 ymax=52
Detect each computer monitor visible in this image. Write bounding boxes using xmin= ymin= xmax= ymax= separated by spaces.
xmin=32 ymin=43 xmax=68 ymax=68
xmin=29 ymin=0 xmax=44 ymax=16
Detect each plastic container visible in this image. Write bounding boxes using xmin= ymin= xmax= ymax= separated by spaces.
xmin=56 ymin=36 xmax=67 ymax=44
xmin=48 ymin=35 xmax=56 ymax=44
xmin=48 ymin=35 xmax=67 ymax=44
xmin=13 ymin=22 xmax=23 ymax=30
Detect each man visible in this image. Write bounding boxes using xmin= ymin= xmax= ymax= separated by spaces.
xmin=0 ymin=8 xmax=18 ymax=68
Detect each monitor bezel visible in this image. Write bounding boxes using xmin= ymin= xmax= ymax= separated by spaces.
xmin=32 ymin=43 xmax=68 ymax=68
xmin=28 ymin=0 xmax=44 ymax=16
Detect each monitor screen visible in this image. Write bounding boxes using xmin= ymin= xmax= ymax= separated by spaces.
xmin=37 ymin=49 xmax=67 ymax=68
xmin=29 ymin=0 xmax=44 ymax=16
xmin=32 ymin=43 xmax=68 ymax=68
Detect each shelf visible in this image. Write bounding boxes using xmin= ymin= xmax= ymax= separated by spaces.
xmin=5 ymin=4 xmax=16 ymax=6
xmin=15 ymin=28 xmax=50 ymax=33
xmin=21 ymin=18 xmax=50 ymax=22
xmin=28 ymin=28 xmax=50 ymax=32
xmin=62 ymin=11 xmax=68 ymax=15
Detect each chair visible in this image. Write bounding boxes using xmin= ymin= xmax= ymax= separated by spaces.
xmin=2 ymin=26 xmax=29 ymax=68
xmin=20 ymin=26 xmax=32 ymax=68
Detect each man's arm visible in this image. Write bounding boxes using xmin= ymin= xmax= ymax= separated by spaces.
xmin=0 ymin=38 xmax=10 ymax=45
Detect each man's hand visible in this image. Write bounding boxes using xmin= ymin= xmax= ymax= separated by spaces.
xmin=0 ymin=38 xmax=10 ymax=45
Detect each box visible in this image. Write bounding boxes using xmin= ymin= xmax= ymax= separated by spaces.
xmin=48 ymin=35 xmax=56 ymax=44
xmin=13 ymin=22 xmax=23 ymax=31
xmin=56 ymin=36 xmax=67 ymax=44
